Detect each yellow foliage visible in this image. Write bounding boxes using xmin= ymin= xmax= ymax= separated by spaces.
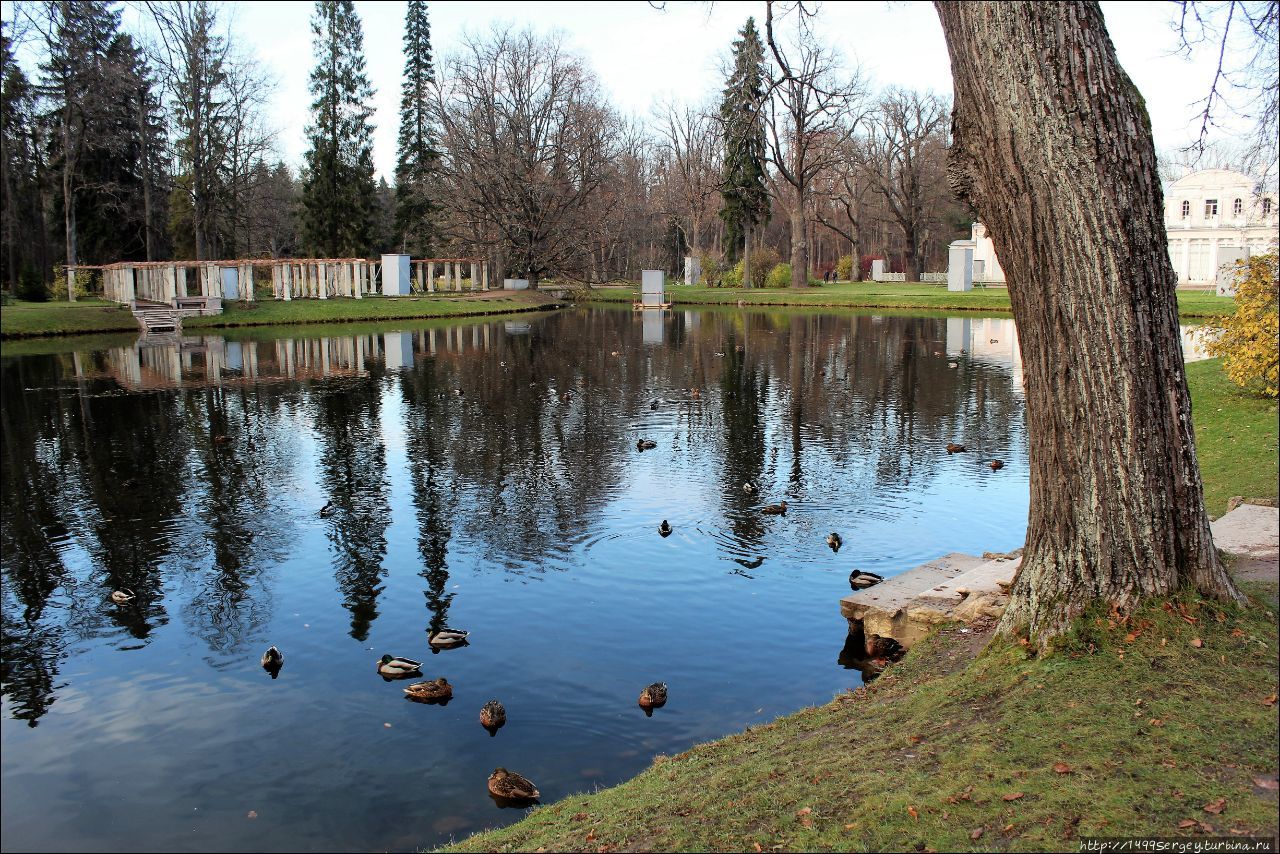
xmin=1201 ymin=253 xmax=1279 ymax=397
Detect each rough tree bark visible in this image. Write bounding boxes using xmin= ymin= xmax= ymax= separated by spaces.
xmin=934 ymin=1 xmax=1244 ymax=644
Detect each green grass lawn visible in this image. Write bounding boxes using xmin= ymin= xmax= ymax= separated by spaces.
xmin=0 ymin=299 xmax=139 ymax=337
xmin=0 ymin=293 xmax=560 ymax=338
xmin=585 ymin=281 xmax=1235 ymax=318
xmin=1188 ymin=359 xmax=1280 ymax=516
xmin=444 ymin=588 xmax=1278 ymax=853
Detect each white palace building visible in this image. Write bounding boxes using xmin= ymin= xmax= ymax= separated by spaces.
xmin=952 ymin=169 xmax=1276 ymax=290
xmin=1164 ymin=169 xmax=1278 ymax=286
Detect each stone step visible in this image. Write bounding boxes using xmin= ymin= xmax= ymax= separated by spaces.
xmin=840 ymin=552 xmax=986 ymax=653
xmin=1211 ymin=503 xmax=1279 ymax=559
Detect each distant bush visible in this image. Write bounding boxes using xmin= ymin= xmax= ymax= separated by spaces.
xmin=1202 ymin=253 xmax=1279 ymax=397
xmin=725 ymin=246 xmax=782 ymax=288
xmin=698 ymin=251 xmax=729 ymax=287
xmin=16 ymin=266 xmax=48 ymax=302
xmin=836 ymin=254 xmax=854 ymax=281
xmin=766 ymin=262 xmax=791 ymax=288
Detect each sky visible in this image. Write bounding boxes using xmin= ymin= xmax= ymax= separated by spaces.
xmin=1 ymin=1 xmax=1262 ymax=182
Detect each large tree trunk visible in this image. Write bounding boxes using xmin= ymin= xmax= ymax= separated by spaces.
xmin=934 ymin=1 xmax=1243 ymax=644
xmin=789 ymin=187 xmax=809 ymax=289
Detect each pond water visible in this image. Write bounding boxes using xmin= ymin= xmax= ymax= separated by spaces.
xmin=1 ymin=306 xmax=1031 ymax=852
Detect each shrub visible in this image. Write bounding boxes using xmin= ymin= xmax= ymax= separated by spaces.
xmin=725 ymin=246 xmax=782 ymax=288
xmin=836 ymin=254 xmax=854 ymax=281
xmin=1201 ymin=252 xmax=1279 ymax=397
xmin=16 ymin=266 xmax=48 ymax=302
xmin=765 ymin=262 xmax=791 ymax=288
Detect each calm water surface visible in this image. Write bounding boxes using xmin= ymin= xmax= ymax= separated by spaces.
xmin=2 ymin=306 xmax=1030 ymax=852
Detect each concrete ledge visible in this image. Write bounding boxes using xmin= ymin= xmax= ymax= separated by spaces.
xmin=1211 ymin=503 xmax=1279 ymax=560
xmin=841 ymin=552 xmax=986 ymax=652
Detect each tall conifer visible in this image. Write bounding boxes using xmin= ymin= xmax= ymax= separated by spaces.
xmin=394 ymin=0 xmax=439 ymax=254
xmin=301 ymin=0 xmax=377 ymax=258
xmin=718 ymin=18 xmax=770 ymax=284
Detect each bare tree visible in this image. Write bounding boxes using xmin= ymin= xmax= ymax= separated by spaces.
xmin=653 ymin=98 xmax=721 ymax=269
xmin=429 ymin=26 xmax=621 ymax=287
xmin=1174 ymin=1 xmax=1278 ymax=183
xmin=763 ymin=1 xmax=867 ymax=288
xmin=858 ymin=89 xmax=950 ymax=282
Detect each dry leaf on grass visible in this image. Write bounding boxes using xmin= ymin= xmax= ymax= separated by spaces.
xmin=1002 ymin=792 xmax=1025 ymax=801
xmin=1203 ymin=798 xmax=1227 ymax=815
xmin=907 ymin=805 xmax=919 ymax=820
xmin=970 ymin=828 xmax=984 ymax=840
xmin=1252 ymin=776 xmax=1279 ymax=791
xmin=1053 ymin=762 xmax=1072 ymax=774
xmin=1190 ymin=638 xmax=1203 ymax=648
xmin=1178 ymin=819 xmax=1198 ymax=829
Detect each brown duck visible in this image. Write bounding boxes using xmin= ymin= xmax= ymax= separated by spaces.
xmin=761 ymin=501 xmax=787 ymax=515
xmin=945 ymin=443 xmax=966 ymax=454
xmin=638 ymin=682 xmax=668 ymax=714
xmin=488 ymin=767 xmax=540 ymax=801
xmin=480 ymin=699 xmax=506 ymax=731
xmin=403 ymin=677 xmax=452 ymax=703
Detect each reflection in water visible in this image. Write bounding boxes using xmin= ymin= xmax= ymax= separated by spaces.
xmin=2 ymin=307 xmax=1031 ymax=852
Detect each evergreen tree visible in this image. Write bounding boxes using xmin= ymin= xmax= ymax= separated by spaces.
xmin=394 ymin=0 xmax=439 ymax=254
xmin=718 ymin=18 xmax=770 ymax=279
xmin=301 ymin=0 xmax=378 ymax=258
xmin=1 ymin=27 xmax=49 ymax=288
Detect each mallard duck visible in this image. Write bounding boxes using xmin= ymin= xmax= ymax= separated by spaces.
xmin=488 ymin=767 xmax=539 ymax=801
xmin=559 ymin=391 xmax=572 ymax=403
xmin=827 ymin=532 xmax=843 ymax=552
xmin=480 ymin=699 xmax=506 ymax=731
xmin=946 ymin=443 xmax=966 ymax=454
xmin=319 ymin=501 xmax=336 ymax=518
xmin=213 ymin=434 xmax=231 ymax=445
xmin=428 ymin=628 xmax=469 ymax=649
xmin=658 ymin=520 xmax=672 ymax=537
xmin=110 ymin=589 xmax=135 ymax=604
xmin=849 ymin=570 xmax=884 ymax=591
xmin=261 ymin=646 xmax=283 ymax=673
xmin=867 ymin=634 xmax=905 ymax=661
xmin=989 ymin=459 xmax=1004 ymax=470
xmin=636 ymin=439 xmax=657 ymax=451
xmin=742 ymin=481 xmax=757 ymax=494
xmin=761 ymin=500 xmax=787 ymax=515
xmin=404 ymin=677 xmax=452 ymax=703
xmin=690 ymin=388 xmax=701 ymax=399
xmin=377 ymin=654 xmax=423 ymax=678
xmin=638 ymin=682 xmax=668 ymax=713
xmin=453 ymin=388 xmax=465 ymax=397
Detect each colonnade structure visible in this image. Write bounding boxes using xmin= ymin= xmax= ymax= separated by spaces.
xmin=75 ymin=256 xmax=492 ymax=309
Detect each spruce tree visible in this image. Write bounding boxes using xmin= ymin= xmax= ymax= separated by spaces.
xmin=394 ymin=0 xmax=439 ymax=255
xmin=718 ymin=17 xmax=770 ymax=286
xmin=301 ymin=0 xmax=378 ymax=258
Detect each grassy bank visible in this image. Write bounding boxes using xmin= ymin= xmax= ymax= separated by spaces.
xmin=585 ymin=281 xmax=1235 ymax=318
xmin=446 ymin=590 xmax=1278 ymax=852
xmin=444 ymin=359 xmax=1278 ymax=853
xmin=0 ymin=292 xmax=561 ymax=339
xmin=1188 ymin=359 xmax=1280 ymax=516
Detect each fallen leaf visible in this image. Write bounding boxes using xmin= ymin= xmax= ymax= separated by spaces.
xmin=1178 ymin=819 xmax=1197 ymax=829
xmin=1199 ymin=821 xmax=1215 ymax=832
xmin=1124 ymin=632 xmax=1138 ymax=643
xmin=585 ymin=830 xmax=596 ymax=843
xmin=1003 ymin=823 xmax=1015 ymax=832
xmin=246 ymin=810 xmax=258 ymax=819
xmin=1231 ymin=628 xmax=1246 ymax=638
xmin=1053 ymin=762 xmax=1072 ymax=774
xmin=1002 ymin=792 xmax=1024 ymax=801
xmin=753 ymin=843 xmax=763 ymax=853
xmin=796 ymin=807 xmax=812 ymax=816
xmin=1150 ymin=718 xmax=1165 ymax=726
xmin=1252 ymin=776 xmax=1279 ymax=791
xmin=970 ymin=828 xmax=984 ymax=840
xmin=1203 ymin=797 xmax=1226 ymax=815
xmin=1263 ymin=693 xmax=1277 ymax=706
xmin=844 ymin=823 xmax=858 ymax=830
xmin=1190 ymin=638 xmax=1203 ymax=648
xmin=907 ymin=805 xmax=919 ymax=820
xmin=572 ymin=813 xmax=588 ymax=821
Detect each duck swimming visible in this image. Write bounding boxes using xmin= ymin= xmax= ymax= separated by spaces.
xmin=404 ymin=677 xmax=452 ymax=703
xmin=261 ymin=646 xmax=284 ymax=676
xmin=488 ymin=768 xmax=540 ymax=801
xmin=480 ymin=699 xmax=506 ymax=733
xmin=638 ymin=682 xmax=668 ymax=715
xmin=110 ymin=589 xmax=135 ymax=604
xmin=827 ymin=532 xmax=843 ymax=552
xmin=658 ymin=519 xmax=672 ymax=537
xmin=428 ymin=628 xmax=469 ymax=650
xmin=636 ymin=439 xmax=657 ymax=451
xmin=989 ymin=459 xmax=1004 ymax=470
xmin=377 ymin=654 xmax=423 ymax=678
xmin=761 ymin=501 xmax=787 ymax=515
xmin=742 ymin=481 xmax=757 ymax=494
xmin=945 ymin=443 xmax=966 ymax=454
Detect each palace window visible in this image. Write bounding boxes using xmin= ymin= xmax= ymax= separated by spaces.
xmin=1204 ymin=199 xmax=1218 ymax=217
xmin=1265 ymin=198 xmax=1274 ymax=215
xmin=1233 ymin=198 xmax=1244 ymax=215
xmin=1181 ymin=200 xmax=1190 ymax=218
